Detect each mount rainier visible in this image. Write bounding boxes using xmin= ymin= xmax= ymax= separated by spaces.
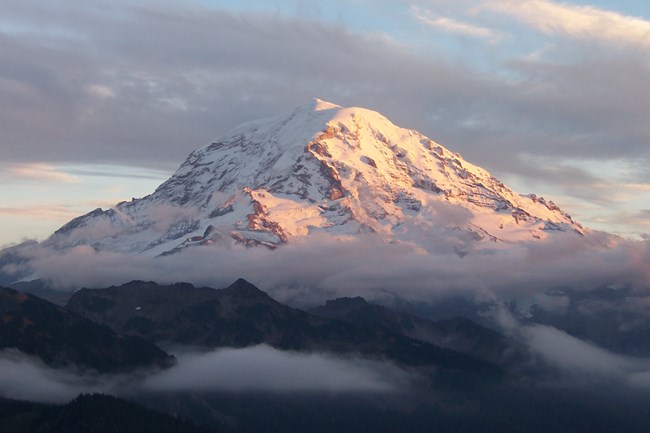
xmin=44 ymin=98 xmax=585 ymax=256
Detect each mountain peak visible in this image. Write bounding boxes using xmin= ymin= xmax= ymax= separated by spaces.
xmin=227 ymin=278 xmax=258 ymax=291
xmin=303 ymin=98 xmax=341 ymax=112
xmin=223 ymin=278 xmax=270 ymax=299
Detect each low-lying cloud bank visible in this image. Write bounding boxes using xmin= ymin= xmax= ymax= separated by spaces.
xmin=142 ymin=345 xmax=410 ymax=393
xmin=0 ymin=346 xmax=410 ymax=404
xmin=485 ymin=302 xmax=650 ymax=390
xmin=522 ymin=324 xmax=646 ymax=381
xmin=4 ymin=231 xmax=649 ymax=308
xmin=0 ymin=350 xmax=100 ymax=403
xmin=513 ymin=322 xmax=650 ymax=390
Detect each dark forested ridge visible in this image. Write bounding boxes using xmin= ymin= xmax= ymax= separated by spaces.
xmin=0 ymin=286 xmax=174 ymax=372
xmin=66 ymin=279 xmax=502 ymax=378
xmin=0 ymin=393 xmax=216 ymax=433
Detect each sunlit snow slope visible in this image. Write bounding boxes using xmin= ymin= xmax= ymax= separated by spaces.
xmin=47 ymin=99 xmax=584 ymax=256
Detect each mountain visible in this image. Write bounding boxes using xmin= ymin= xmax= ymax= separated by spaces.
xmin=310 ymin=296 xmax=527 ymax=367
xmin=0 ymin=286 xmax=174 ymax=373
xmin=66 ymin=279 xmax=502 ymax=377
xmin=0 ymin=241 xmax=37 ymax=285
xmin=43 ymin=99 xmax=584 ymax=256
xmin=9 ymin=280 xmax=72 ymax=306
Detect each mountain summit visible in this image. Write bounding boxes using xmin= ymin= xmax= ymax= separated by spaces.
xmin=48 ymin=99 xmax=584 ymax=255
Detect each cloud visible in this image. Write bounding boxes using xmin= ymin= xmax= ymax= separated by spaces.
xmin=607 ymin=208 xmax=650 ymax=228
xmin=482 ymin=0 xmax=650 ymax=47
xmin=0 ymin=349 xmax=104 ymax=403
xmin=412 ymin=7 xmax=504 ymax=43
xmin=628 ymin=209 xmax=650 ymax=227
xmin=521 ymin=324 xmax=642 ymax=378
xmin=584 ymin=207 xmax=650 ymax=240
xmin=143 ymin=345 xmax=410 ymax=393
xmin=0 ymin=205 xmax=80 ymax=220
xmin=0 ymin=0 xmax=478 ymax=166
xmin=0 ymin=0 xmax=644 ymax=171
xmin=5 ymin=163 xmax=80 ymax=184
xmin=0 ymin=345 xmax=409 ymax=404
xmin=491 ymin=305 xmax=650 ymax=388
xmin=64 ymin=165 xmax=172 ymax=181
xmin=86 ymin=84 xmax=116 ymax=99
xmin=10 ymin=230 xmax=648 ymax=311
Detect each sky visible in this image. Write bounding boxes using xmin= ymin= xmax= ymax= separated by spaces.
xmin=1 ymin=0 xmax=649 ymax=246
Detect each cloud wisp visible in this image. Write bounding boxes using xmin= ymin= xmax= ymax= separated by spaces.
xmin=4 ymin=163 xmax=80 ymax=184
xmin=142 ymin=345 xmax=410 ymax=394
xmin=482 ymin=0 xmax=650 ymax=47
xmin=412 ymin=7 xmax=505 ymax=43
xmin=0 ymin=349 xmax=110 ymax=403
xmin=492 ymin=306 xmax=650 ymax=389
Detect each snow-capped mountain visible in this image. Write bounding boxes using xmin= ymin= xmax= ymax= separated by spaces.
xmin=47 ymin=99 xmax=584 ymax=256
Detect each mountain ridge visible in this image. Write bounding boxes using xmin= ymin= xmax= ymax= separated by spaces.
xmin=0 ymin=286 xmax=174 ymax=373
xmin=65 ymin=279 xmax=504 ymax=377
xmin=310 ymin=296 xmax=527 ymax=367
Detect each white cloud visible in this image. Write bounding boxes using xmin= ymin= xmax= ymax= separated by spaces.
xmin=493 ymin=306 xmax=650 ymax=388
xmin=86 ymin=84 xmax=115 ymax=99
xmin=482 ymin=0 xmax=650 ymax=47
xmin=412 ymin=7 xmax=504 ymax=43
xmin=0 ymin=346 xmax=410 ymax=403
xmin=0 ymin=350 xmax=105 ymax=403
xmin=143 ymin=345 xmax=410 ymax=393
xmin=521 ymin=324 xmax=641 ymax=377
xmin=6 ymin=163 xmax=80 ymax=184
xmin=13 ymin=230 xmax=650 ymax=309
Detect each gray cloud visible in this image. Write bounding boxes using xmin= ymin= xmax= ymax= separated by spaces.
xmin=0 ymin=345 xmax=410 ymax=403
xmin=521 ymin=324 xmax=643 ymax=379
xmin=0 ymin=349 xmax=109 ymax=403
xmin=0 ymin=0 xmax=479 ymax=167
xmin=8 ymin=231 xmax=648 ymax=309
xmin=490 ymin=305 xmax=650 ymax=388
xmin=6 ymin=310 xmax=650 ymax=406
xmin=143 ymin=345 xmax=410 ymax=393
xmin=2 ymin=0 xmax=648 ymax=199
